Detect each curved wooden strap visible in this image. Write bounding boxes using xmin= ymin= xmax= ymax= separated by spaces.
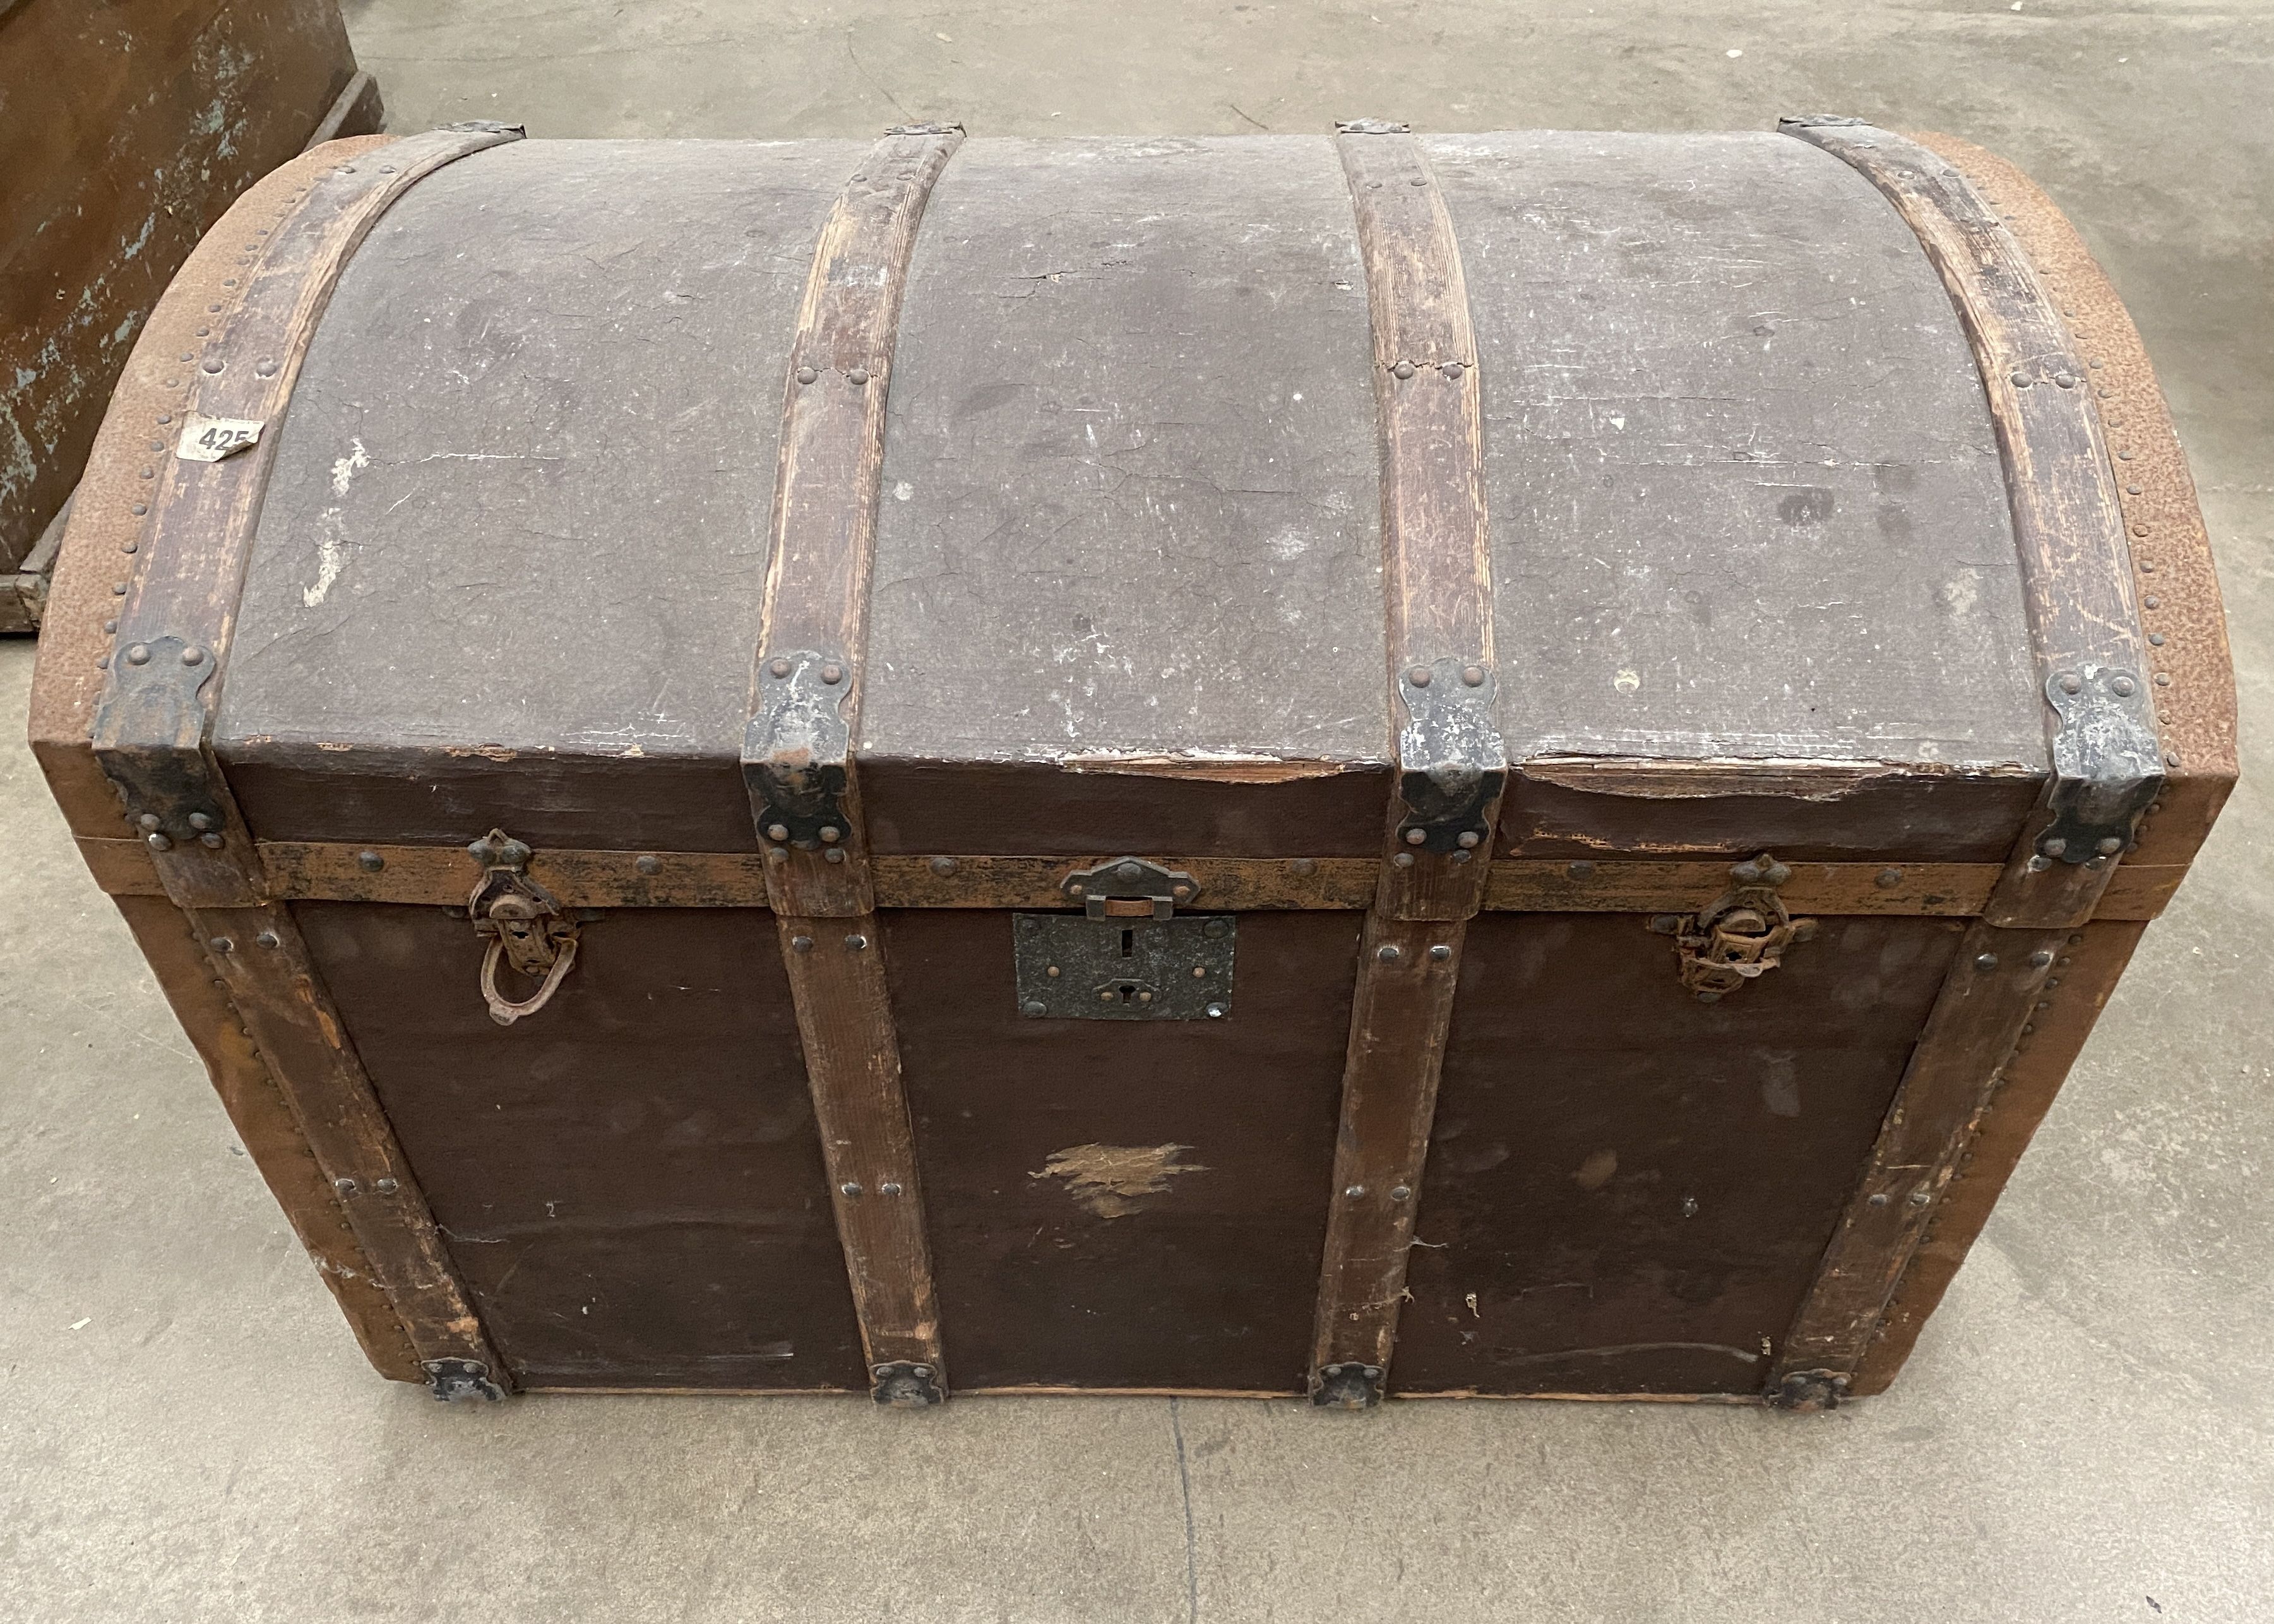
xmin=1768 ymin=119 xmax=2167 ymax=1409
xmin=1308 ymin=122 xmax=1501 ymax=1408
xmin=748 ymin=125 xmax=963 ymax=1406
xmin=85 ymin=124 xmax=522 ymax=1399
xmin=1782 ymin=118 xmax=2160 ymax=933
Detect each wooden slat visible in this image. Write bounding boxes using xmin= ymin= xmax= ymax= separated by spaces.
xmin=1768 ymin=920 xmax=2066 ymax=1406
xmin=84 ymin=126 xmax=519 ymax=1399
xmin=1783 ymin=119 xmax=2160 ymax=933
xmin=747 ymin=127 xmax=963 ymax=1405
xmin=1308 ymin=124 xmax=1501 ymax=1406
xmin=1769 ymin=120 xmax=2168 ymax=1408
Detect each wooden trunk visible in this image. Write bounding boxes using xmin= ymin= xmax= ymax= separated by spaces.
xmin=0 ymin=0 xmax=381 ymax=629
xmin=29 ymin=123 xmax=2234 ymax=1409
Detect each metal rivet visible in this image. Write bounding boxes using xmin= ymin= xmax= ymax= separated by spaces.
xmin=1404 ymin=829 xmax=1427 ymax=846
xmin=1869 ymin=1192 xmax=1890 ymax=1207
xmin=825 ymin=848 xmax=846 ymax=863
xmin=97 ymin=655 xmax=110 ymax=670
xmin=1291 ymin=858 xmax=1317 ymax=876
xmin=840 ymin=1182 xmax=862 ymax=1197
xmin=636 ymin=855 xmax=662 ymax=875
xmin=181 ymin=646 xmax=205 ymax=666
xmin=845 ymin=934 xmax=868 ymax=951
xmin=357 ymin=850 xmax=384 ymax=872
xmin=1345 ymin=1184 xmax=1367 ymax=1199
xmin=881 ymin=1182 xmax=903 ymax=1197
xmin=375 ymin=1177 xmax=399 ymax=1194
xmin=1049 ymin=966 xmax=1062 ymax=978
xmin=104 ymin=619 xmax=118 ymax=633
xmin=125 ymin=644 xmax=152 ymax=665
xmin=1377 ymin=945 xmax=1401 ymax=963
xmin=1392 ymin=360 xmax=1415 ymax=380
xmin=112 ymin=582 xmax=129 ymax=595
xmin=122 ymin=542 xmax=138 ymax=555
xmin=1406 ymin=665 xmax=1431 ymax=687
xmin=2085 ymin=855 xmax=2108 ymax=870
xmin=2133 ymin=525 xmax=2149 ymax=538
xmin=2096 ymin=836 xmax=2123 ymax=855
xmin=336 ymin=1178 xmax=359 ymax=1196
xmin=2010 ymin=370 xmax=2032 ymax=388
xmin=1440 ymin=362 xmax=1464 ymax=381
xmin=2057 ymin=672 xmax=2083 ymax=694
xmin=795 ymin=367 xmax=817 ymax=385
xmin=1456 ymin=831 xmax=1480 ymax=848
xmin=1022 ymin=1000 xmax=1046 ymax=1016
xmin=768 ymin=656 xmax=792 ymax=678
xmin=790 ymin=935 xmax=813 ymax=952
xmin=201 ymin=359 xmax=223 ymax=374
xmin=1566 ymin=860 xmax=1595 ymax=879
xmin=2110 ymin=675 xmax=2136 ymax=696
xmin=819 ymin=826 xmax=843 ymax=843
xmin=1392 ymin=851 xmax=1415 ymax=867
xmin=1098 ymin=990 xmax=1115 ymax=1003
xmin=848 ymin=367 xmax=870 ymax=385
xmin=255 ymin=359 xmax=279 ymax=377
xmin=1191 ymin=966 xmax=1208 ymax=978
xmin=1460 ymin=664 xmax=1485 ymax=686
xmin=821 ymin=664 xmax=844 ymax=684
xmin=199 ymin=833 xmax=223 ymax=849
xmin=1205 ymin=1003 xmax=1225 ymax=1018
xmin=131 ymin=502 xmax=148 ymax=515
xmin=1117 ymin=862 xmax=1142 ymax=879
xmin=2029 ymin=951 xmax=2054 ymax=968
xmin=137 ymin=813 xmax=161 ymax=831
xmin=1429 ymin=944 xmax=1451 ymax=961
xmin=1874 ymin=867 xmax=1903 ymax=888
xmin=2042 ymin=837 xmax=2067 ymax=857
xmin=2054 ymin=374 xmax=2076 ymax=389
xmin=2166 ymin=753 xmax=2181 ymax=768
xmin=188 ymin=812 xmax=213 ymax=831
xmin=1390 ymin=1185 xmax=1412 ymax=1200
xmin=210 ymin=936 xmax=235 ymax=952
xmin=910 ymin=1364 xmax=932 ymax=1378
xmin=1975 ymin=953 xmax=1999 ymax=970
xmin=930 ymin=856 xmax=956 ymax=875
xmin=764 ymin=823 xmax=792 ymax=845
xmin=2155 ymin=673 xmax=2171 ymax=686
xmin=1908 ymin=1189 xmax=1932 ymax=1206
xmin=2148 ymin=632 xmax=2165 ymax=646
xmin=257 ymin=931 xmax=280 ymax=949
xmin=207 ymin=304 xmax=222 ymax=313
xmin=146 ymin=833 xmax=172 ymax=851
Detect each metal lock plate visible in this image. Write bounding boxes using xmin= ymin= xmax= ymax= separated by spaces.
xmin=1013 ymin=913 xmax=1235 ymax=1021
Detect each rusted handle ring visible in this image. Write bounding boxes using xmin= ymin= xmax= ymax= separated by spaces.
xmin=480 ymin=936 xmax=578 ymax=1026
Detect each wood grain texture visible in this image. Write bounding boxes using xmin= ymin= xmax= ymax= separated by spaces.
xmin=1768 ymin=918 xmax=2065 ymax=1401
xmin=1309 ymin=915 xmax=1466 ymax=1396
xmin=1782 ymin=120 xmax=2156 ymax=932
xmin=1850 ymin=918 xmax=2144 ymax=1394
xmin=0 ymin=0 xmax=359 ymax=571
xmin=112 ymin=892 xmax=419 ymax=1382
xmin=752 ymin=131 xmax=963 ymax=1396
xmin=1910 ymin=132 xmax=2236 ymax=872
xmin=72 ymin=130 xmax=515 ymax=1390
xmin=65 ymin=839 xmax=2195 ymax=921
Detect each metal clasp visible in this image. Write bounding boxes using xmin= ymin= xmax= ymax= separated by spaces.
xmin=467 ymin=829 xmax=580 ymax=1026
xmin=1061 ymin=856 xmax=1200 ymax=919
xmin=1649 ymin=852 xmax=1818 ymax=1004
xmin=1016 ymin=858 xmax=1232 ymax=1020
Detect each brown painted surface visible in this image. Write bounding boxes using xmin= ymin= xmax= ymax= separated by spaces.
xmin=888 ymin=909 xmax=1355 ymax=1392
xmin=296 ymin=903 xmax=867 ymax=1390
xmin=1398 ymin=911 xmax=1963 ymax=1396
xmin=0 ymin=0 xmax=359 ymax=581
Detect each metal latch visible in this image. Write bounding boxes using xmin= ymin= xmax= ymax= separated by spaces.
xmin=1648 ymin=852 xmax=1817 ymax=1004
xmin=1015 ymin=856 xmax=1234 ymax=1020
xmin=467 ymin=829 xmax=581 ymax=1026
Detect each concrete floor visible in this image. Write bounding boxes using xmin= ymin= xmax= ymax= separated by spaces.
xmin=6 ymin=2 xmax=2271 ymax=1619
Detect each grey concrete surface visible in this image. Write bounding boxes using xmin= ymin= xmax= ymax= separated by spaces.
xmin=5 ymin=2 xmax=2271 ymax=1619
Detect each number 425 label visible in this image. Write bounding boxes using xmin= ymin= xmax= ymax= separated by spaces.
xmin=175 ymin=414 xmax=265 ymax=462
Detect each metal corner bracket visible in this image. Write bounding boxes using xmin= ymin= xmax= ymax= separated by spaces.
xmin=1311 ymin=1361 xmax=1386 ymax=1409
xmin=871 ymin=1360 xmax=946 ymax=1407
xmin=423 ymin=1357 xmax=506 ymax=1402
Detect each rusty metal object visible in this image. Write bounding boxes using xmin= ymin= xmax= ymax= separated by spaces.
xmin=465 ymin=829 xmax=583 ymax=1025
xmin=1648 ymin=853 xmax=1818 ymax=1002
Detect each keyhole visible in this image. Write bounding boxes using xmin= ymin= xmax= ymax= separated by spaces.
xmin=1120 ymin=928 xmax=1135 ymax=958
xmin=1119 ymin=984 xmax=1135 ymax=1004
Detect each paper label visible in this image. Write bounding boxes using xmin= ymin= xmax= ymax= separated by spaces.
xmin=176 ymin=415 xmax=265 ymax=462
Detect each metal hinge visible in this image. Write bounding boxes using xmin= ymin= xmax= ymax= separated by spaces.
xmin=467 ymin=829 xmax=581 ymax=1025
xmin=1015 ymin=857 xmax=1235 ymax=1020
xmin=1648 ymin=853 xmax=1818 ymax=1003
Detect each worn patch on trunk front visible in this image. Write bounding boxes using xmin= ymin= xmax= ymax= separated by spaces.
xmin=1032 ymin=1143 xmax=1206 ymax=1218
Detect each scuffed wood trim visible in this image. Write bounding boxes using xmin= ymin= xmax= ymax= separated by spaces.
xmin=1849 ymin=920 xmax=2145 ymax=1395
xmin=1783 ymin=119 xmax=2158 ymax=932
xmin=1910 ymin=131 xmax=2235 ymax=872
xmin=113 ymin=893 xmax=420 ymax=1382
xmin=74 ymin=839 xmax=2189 ymax=920
xmin=68 ymin=129 xmax=517 ymax=1394
xmin=749 ymin=129 xmax=963 ymax=1403
xmin=1768 ymin=919 xmax=2066 ymax=1406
